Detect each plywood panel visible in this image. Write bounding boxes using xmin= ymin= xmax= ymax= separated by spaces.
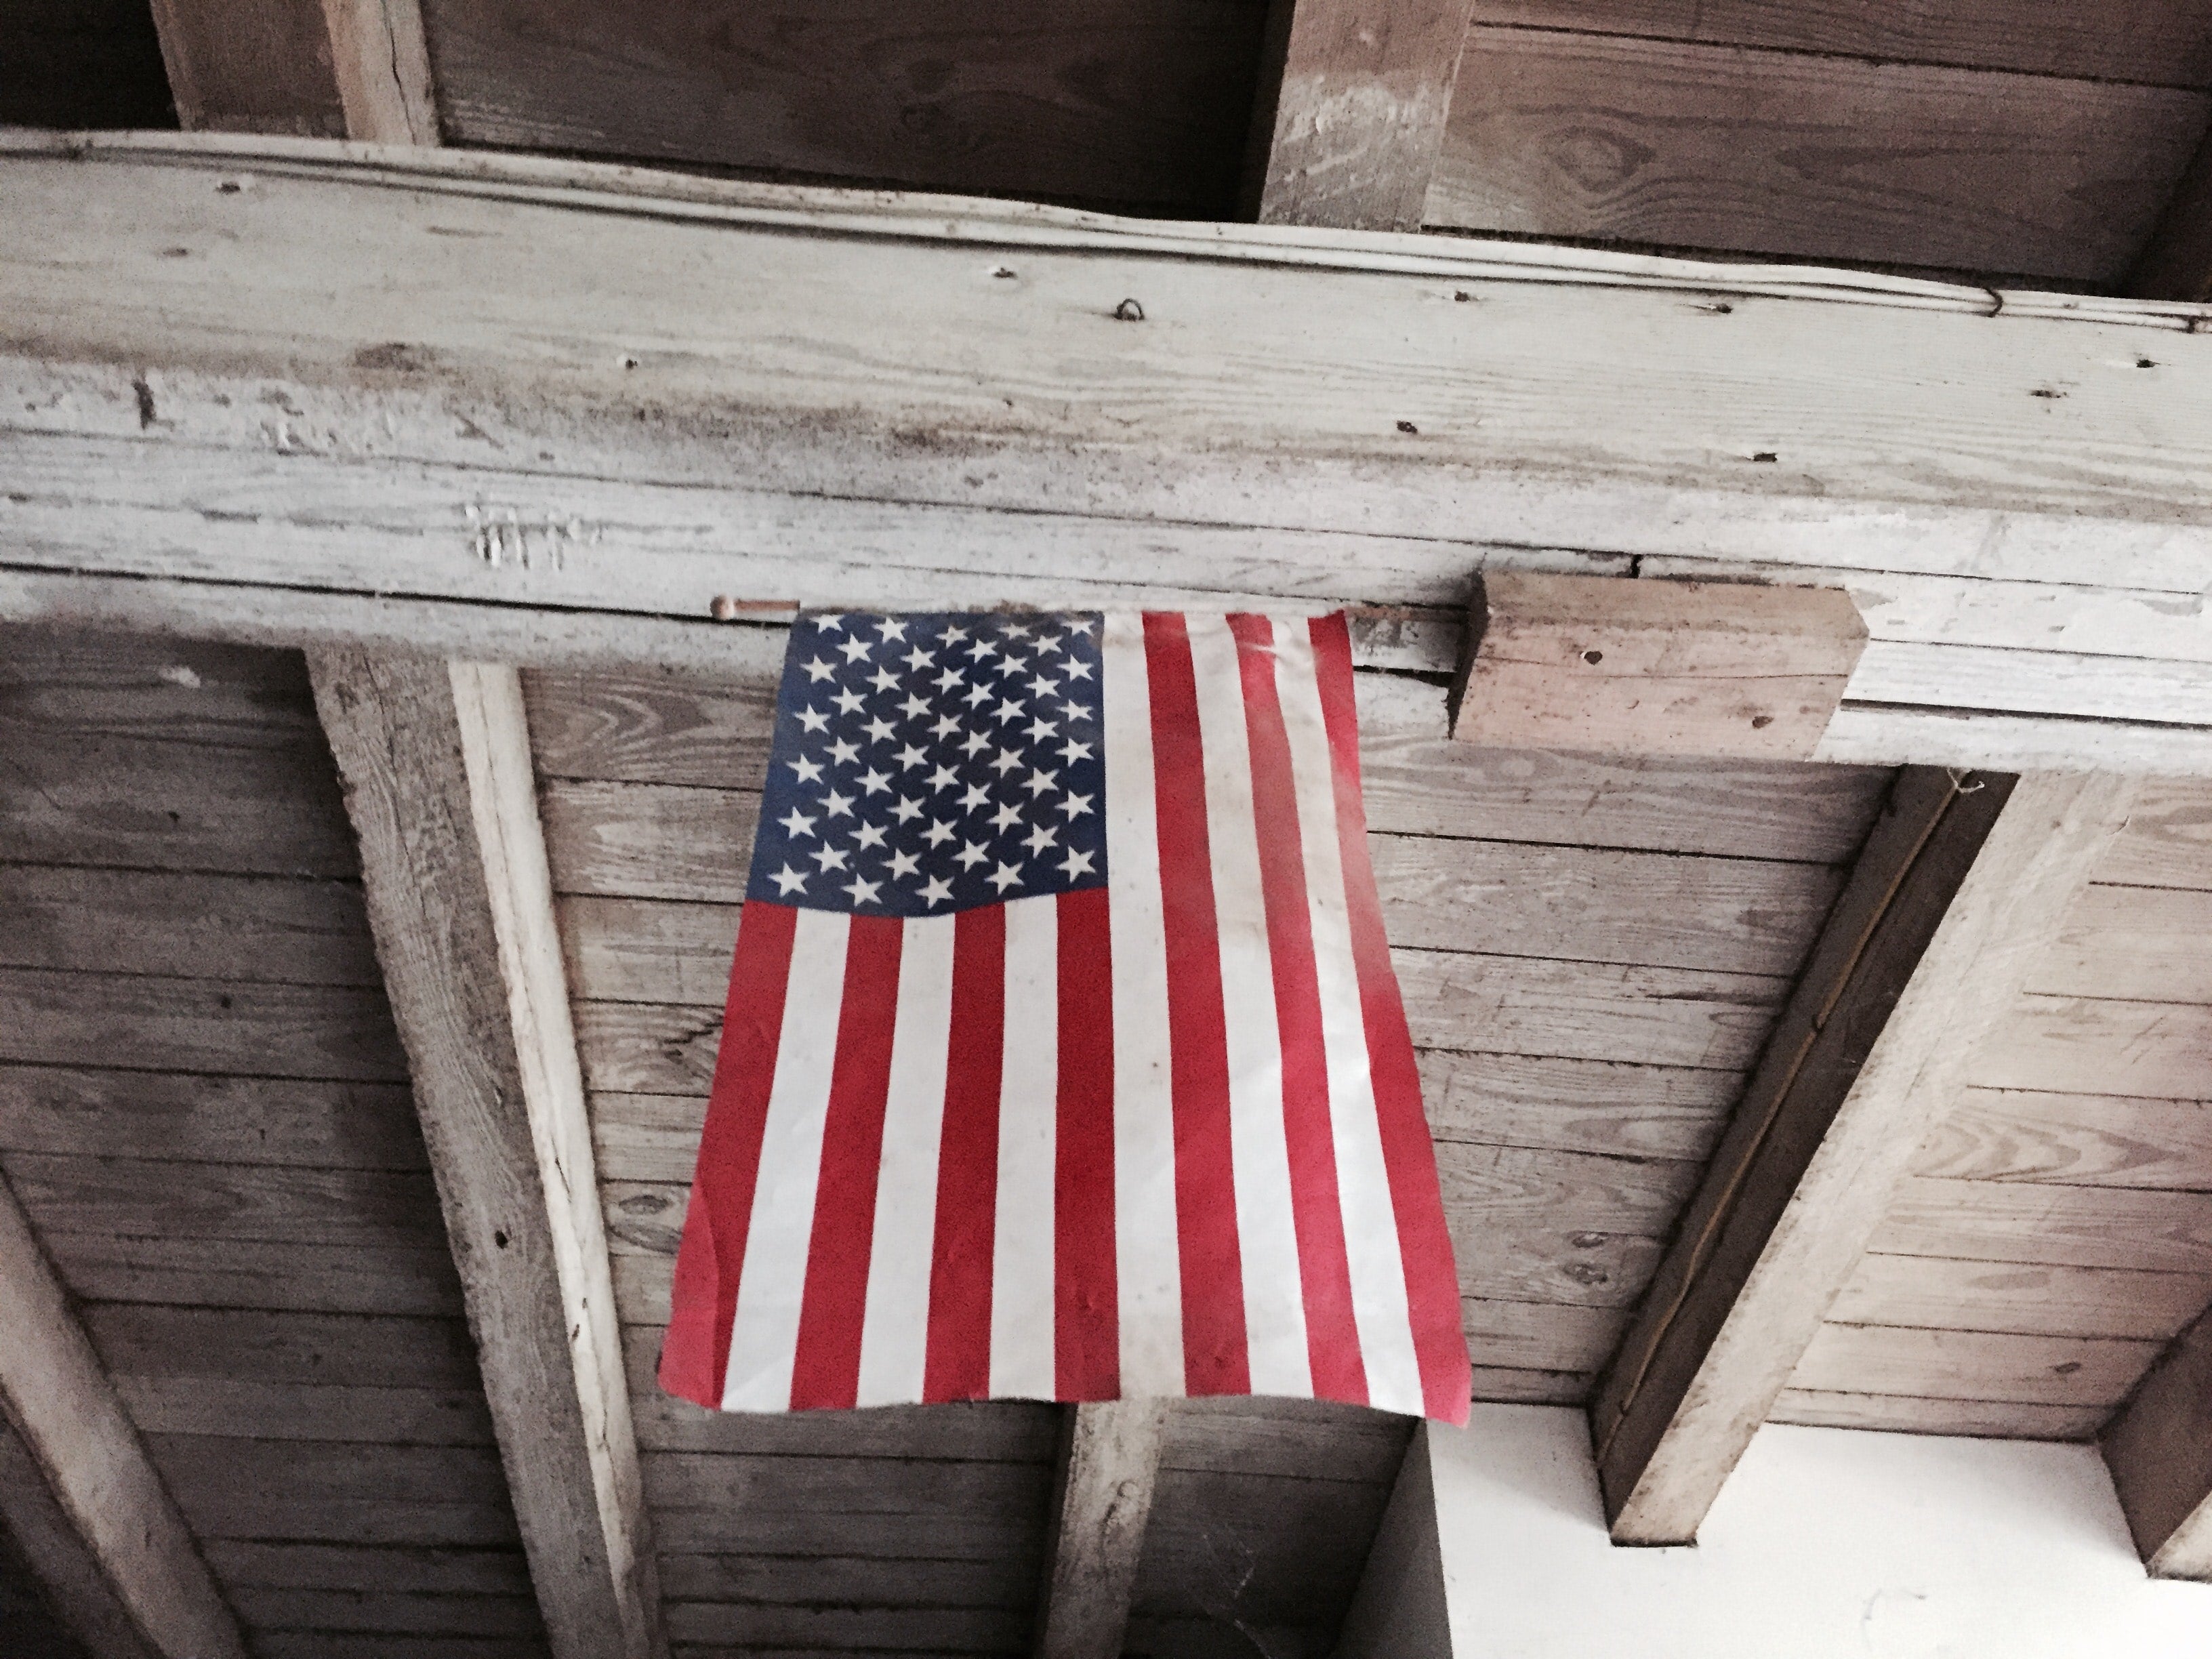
xmin=1427 ymin=28 xmax=2207 ymax=280
xmin=424 ymin=0 xmax=1264 ymax=214
xmin=1832 ymin=1254 xmax=2212 ymax=1342
xmin=1793 ymin=1324 xmax=2160 ymax=1405
xmin=1469 ymin=0 xmax=2212 ymax=85
xmin=1910 ymin=1088 xmax=2212 ymax=1190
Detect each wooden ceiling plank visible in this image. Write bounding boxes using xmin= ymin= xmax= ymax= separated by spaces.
xmin=320 ymin=0 xmax=438 ymax=144
xmin=1034 ymin=1399 xmax=1169 ymax=1659
xmin=2103 ymin=1303 xmax=2212 ymax=1578
xmin=0 ymin=1172 xmax=246 ymax=1659
xmin=1587 ymin=768 xmax=2139 ymax=1543
xmin=308 ymin=652 xmax=666 ymax=1659
xmin=1244 ymin=0 xmax=1480 ymax=230
xmin=143 ymin=0 xmax=346 ymax=135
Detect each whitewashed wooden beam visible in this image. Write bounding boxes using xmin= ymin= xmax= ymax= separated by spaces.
xmin=320 ymin=0 xmax=439 ymax=146
xmin=1243 ymin=0 xmax=1479 ymax=230
xmin=2102 ymin=1303 xmax=2212 ymax=1579
xmin=1035 ymin=1400 xmax=1169 ymax=1659
xmin=308 ymin=653 xmax=665 ymax=1659
xmin=1589 ymin=769 xmax=2139 ymax=1544
xmin=0 ymin=1169 xmax=246 ymax=1659
xmin=8 ymin=134 xmax=2212 ymax=771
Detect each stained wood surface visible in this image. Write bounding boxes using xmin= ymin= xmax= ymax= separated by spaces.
xmin=422 ymin=0 xmax=1263 ymax=214
xmin=1428 ymin=28 xmax=2208 ymax=281
xmin=146 ymin=0 xmax=345 ymax=135
xmin=1036 ymin=1401 xmax=1167 ymax=1659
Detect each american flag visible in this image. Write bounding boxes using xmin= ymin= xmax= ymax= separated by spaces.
xmin=658 ymin=611 xmax=1471 ymax=1422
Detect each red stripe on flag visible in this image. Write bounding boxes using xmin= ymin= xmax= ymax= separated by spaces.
xmin=658 ymin=899 xmax=799 ymax=1409
xmin=923 ymin=903 xmax=1005 ymax=1401
xmin=1054 ymin=885 xmax=1119 ymax=1400
xmin=1229 ymin=613 xmax=1369 ymax=1406
xmin=1143 ymin=611 xmax=1252 ymax=1397
xmin=1309 ymin=615 xmax=1473 ymax=1423
xmin=787 ymin=914 xmax=905 ymax=1410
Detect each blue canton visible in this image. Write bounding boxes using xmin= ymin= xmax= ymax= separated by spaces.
xmin=747 ymin=612 xmax=1109 ymax=917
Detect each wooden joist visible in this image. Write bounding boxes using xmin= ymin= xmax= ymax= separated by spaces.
xmin=0 ymin=1167 xmax=247 ymax=1659
xmin=308 ymin=653 xmax=665 ymax=1659
xmin=1244 ymin=0 xmax=1479 ymax=230
xmin=1451 ymin=572 xmax=1866 ymax=760
xmin=319 ymin=0 xmax=438 ymax=145
xmin=1034 ymin=1400 xmax=1168 ymax=1659
xmin=1589 ymin=769 xmax=2139 ymax=1542
xmin=7 ymin=136 xmax=2212 ymax=771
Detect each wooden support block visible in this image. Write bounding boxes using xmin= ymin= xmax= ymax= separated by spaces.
xmin=0 ymin=1168 xmax=247 ymax=1659
xmin=310 ymin=653 xmax=665 ymax=1659
xmin=1033 ymin=1399 xmax=1168 ymax=1659
xmin=2102 ymin=1301 xmax=2212 ymax=1578
xmin=1589 ymin=768 xmax=2138 ymax=1544
xmin=1451 ymin=573 xmax=1866 ymax=761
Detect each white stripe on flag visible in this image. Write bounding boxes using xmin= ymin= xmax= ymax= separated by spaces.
xmin=854 ymin=912 xmax=956 ymax=1408
xmin=1275 ymin=620 xmax=1426 ymax=1415
xmin=1185 ymin=614 xmax=1312 ymax=1399
xmin=990 ymin=893 xmax=1059 ymax=1399
xmin=721 ymin=906 xmax=851 ymax=1411
xmin=1101 ymin=612 xmax=1186 ymax=1397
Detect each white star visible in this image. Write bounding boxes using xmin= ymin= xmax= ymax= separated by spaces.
xmin=788 ymin=756 xmax=823 ymax=784
xmin=996 ymin=653 xmax=1026 ymax=676
xmin=960 ymin=731 xmax=991 ymax=757
xmin=904 ymin=646 xmax=936 ymax=672
xmin=823 ymin=789 xmax=855 ymax=819
xmin=876 ymin=617 xmax=908 ymax=642
xmin=779 ymin=808 xmax=817 ymax=839
xmin=832 ymin=689 xmax=865 ymax=716
xmin=802 ymin=658 xmax=835 ymax=683
xmin=924 ymin=819 xmax=956 ymax=846
xmin=1064 ymin=617 xmax=1097 ymax=634
xmin=858 ymin=767 xmax=891 ymax=796
xmin=1059 ymin=738 xmax=1094 ymax=763
xmin=811 ymin=844 xmax=849 ymax=872
xmin=796 ymin=705 xmax=830 ymax=733
xmin=888 ymin=848 xmax=920 ymax=879
xmin=771 ymin=864 xmax=808 ymax=896
xmin=893 ymin=795 xmax=924 ymax=823
xmin=958 ymin=782 xmax=991 ymax=812
xmin=1059 ymin=848 xmax=1096 ymax=878
xmin=1003 ymin=622 xmax=1031 ymax=639
xmin=994 ymin=698 xmax=1025 ymax=724
xmin=869 ymin=666 xmax=899 ymax=695
xmin=1024 ymin=767 xmax=1058 ymax=798
xmin=813 ymin=613 xmax=846 ymax=632
xmin=895 ymin=743 xmax=927 ymax=770
xmin=920 ymin=875 xmax=954 ymax=907
xmin=863 ymin=716 xmax=896 ymax=744
xmin=844 ymin=874 xmax=882 ymax=905
xmin=989 ymin=801 xmax=1023 ymax=832
xmin=1029 ymin=678 xmax=1059 ymax=699
xmin=990 ymin=747 xmax=1023 ymax=775
xmin=962 ymin=683 xmax=993 ymax=708
xmin=967 ymin=638 xmax=998 ymax=661
xmin=1023 ymin=823 xmax=1058 ymax=855
xmin=854 ymin=821 xmax=888 ymax=849
xmin=1063 ymin=701 xmax=1094 ymax=722
xmin=838 ymin=635 xmax=872 ymax=663
xmin=935 ymin=667 xmax=966 ymax=693
xmin=942 ymin=623 xmax=970 ymax=644
xmin=829 ymin=737 xmax=860 ymax=765
xmin=956 ymin=840 xmax=989 ymax=870
xmin=926 ymin=764 xmax=959 ymax=792
xmin=1059 ymin=792 xmax=1094 ymax=819
xmin=1033 ymin=634 xmax=1061 ymax=655
xmin=1063 ymin=659 xmax=1094 ymax=681
xmin=987 ymin=860 xmax=1023 ymax=893
xmin=899 ymin=695 xmax=930 ymax=721
xmin=931 ymin=714 xmax=960 ymax=740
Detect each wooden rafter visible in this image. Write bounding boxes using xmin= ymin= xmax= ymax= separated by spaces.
xmin=308 ymin=653 xmax=666 ymax=1659
xmin=1034 ymin=1399 xmax=1169 ymax=1659
xmin=1590 ymin=769 xmax=2139 ymax=1543
xmin=1244 ymin=0 xmax=1479 ymax=230
xmin=0 ymin=1170 xmax=245 ymax=1659
xmin=320 ymin=0 xmax=439 ymax=145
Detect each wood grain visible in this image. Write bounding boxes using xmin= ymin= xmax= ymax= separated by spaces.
xmin=42 ymin=1235 xmax=463 ymax=1319
xmin=1036 ymin=1399 xmax=1167 ymax=1659
xmin=0 ymin=628 xmax=323 ymax=746
xmin=2 ymin=1153 xmax=445 ymax=1250
xmin=1873 ymin=1176 xmax=2212 ymax=1273
xmin=1428 ymin=28 xmax=2208 ymax=281
xmin=2097 ymin=779 xmax=2212 ymax=890
xmin=0 ymin=1418 xmax=164 ymax=1659
xmin=423 ymin=0 xmax=1264 ymax=213
xmin=2035 ymin=882 xmax=2212 ymax=1002
xmin=2104 ymin=1300 xmax=2212 ymax=1577
xmin=203 ymin=1544 xmax=533 ymax=1597
xmin=145 ymin=0 xmax=344 ymax=134
xmin=1418 ymin=1050 xmax=1738 ymax=1162
xmin=1972 ymin=995 xmax=2212 ymax=1100
xmin=1766 ymin=1389 xmax=2106 ymax=1440
xmin=1793 ymin=1323 xmax=2160 ymax=1406
xmin=1832 ymin=1254 xmax=2212 ymax=1341
xmin=84 ymin=1306 xmax=481 ymax=1391
xmin=1910 ymin=1088 xmax=2212 ymax=1189
xmin=114 ymin=1376 xmax=494 ymax=1446
xmin=0 ymin=1067 xmax=426 ymax=1170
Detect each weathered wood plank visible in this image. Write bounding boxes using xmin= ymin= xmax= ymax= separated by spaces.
xmin=1419 ymin=1050 xmax=1737 ymax=1162
xmin=114 ymin=1376 xmax=493 ymax=1446
xmin=1452 ymin=571 xmax=1865 ymax=760
xmin=659 ymin=1553 xmax=1023 ymax=1607
xmin=144 ymin=0 xmax=345 ymax=134
xmin=1830 ymin=1254 xmax=2212 ymax=1342
xmin=1766 ymin=1389 xmax=2107 ymax=1440
xmin=2127 ymin=127 xmax=2212 ymax=304
xmin=1036 ymin=1401 xmax=1167 ymax=1659
xmin=1467 ymin=1366 xmax=1589 ymax=1404
xmin=2035 ymin=882 xmax=2212 ymax=1003
xmin=1910 ymin=1089 xmax=2212 ymax=1190
xmin=311 ymin=652 xmax=663 ymax=1659
xmin=2097 ymin=779 xmax=2212 ymax=890
xmin=203 ymin=1544 xmax=533 ymax=1597
xmin=0 ymin=1422 xmax=163 ymax=1659
xmin=3 ymin=1153 xmax=445 ymax=1250
xmin=1133 ymin=1467 xmax=1389 ymax=1632
xmin=1469 ymin=0 xmax=2212 ymax=85
xmin=2104 ymin=1302 xmax=2212 ymax=1577
xmin=1244 ymin=0 xmax=1478 ymax=231
xmin=45 ymin=1234 xmax=461 ymax=1318
xmin=0 ymin=1166 xmax=248 ymax=1658
xmin=664 ymin=1601 xmax=1023 ymax=1649
xmin=171 ymin=1495 xmax=523 ymax=1549
xmin=1159 ymin=1397 xmax=1410 ymax=1482
xmin=642 ymin=1450 xmax=1046 ymax=1516
xmin=1792 ymin=1324 xmax=2160 ymax=1406
xmin=653 ymin=1504 xmax=1034 ymax=1561
xmin=1973 ymin=995 xmax=2212 ymax=1100
xmin=1592 ymin=770 xmax=2137 ymax=1543
xmin=227 ymin=1589 xmax=539 ymax=1638
xmin=1428 ymin=29 xmax=2208 ymax=281
xmin=0 ymin=628 xmax=323 ymax=745
xmin=1463 ymin=1299 xmax=1624 ymax=1373
xmin=83 ymin=1306 xmax=480 ymax=1391
xmin=253 ymin=1637 xmax=543 ymax=1659
xmin=1873 ymin=1177 xmax=2212 ymax=1273
xmin=0 ymin=1067 xmax=425 ymax=1170
xmin=321 ymin=0 xmax=436 ymax=144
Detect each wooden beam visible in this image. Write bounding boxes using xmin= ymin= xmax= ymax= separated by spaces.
xmin=308 ymin=653 xmax=665 ymax=1659
xmin=1034 ymin=1399 xmax=1168 ymax=1659
xmin=1589 ymin=769 xmax=2139 ymax=1544
xmin=2127 ymin=118 xmax=2212 ymax=303
xmin=1243 ymin=0 xmax=1479 ymax=230
xmin=1451 ymin=572 xmax=1866 ymax=760
xmin=10 ymin=134 xmax=2212 ymax=772
xmin=0 ymin=1168 xmax=246 ymax=1659
xmin=2102 ymin=1300 xmax=2212 ymax=1578
xmin=144 ymin=0 xmax=346 ymax=135
xmin=319 ymin=0 xmax=438 ymax=146
xmin=1331 ymin=1424 xmax=1451 ymax=1659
